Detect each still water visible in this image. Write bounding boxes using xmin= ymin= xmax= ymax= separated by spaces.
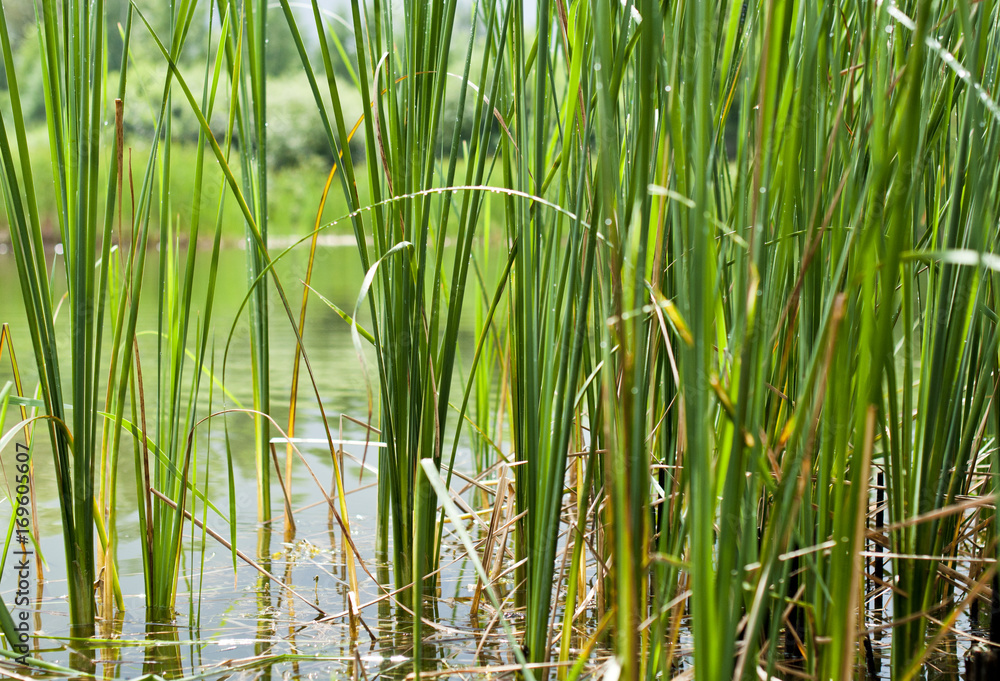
xmin=0 ymin=245 xmax=513 ymax=679
xmin=0 ymin=244 xmax=990 ymax=679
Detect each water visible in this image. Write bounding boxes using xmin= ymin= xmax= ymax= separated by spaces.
xmin=7 ymin=464 xmax=520 ymax=679
xmin=0 ymin=245 xmax=991 ymax=679
xmin=0 ymin=245 xmax=520 ymax=679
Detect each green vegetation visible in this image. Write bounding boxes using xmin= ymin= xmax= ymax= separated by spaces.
xmin=1 ymin=0 xmax=134 ymax=636
xmin=3 ymin=0 xmax=1000 ymax=679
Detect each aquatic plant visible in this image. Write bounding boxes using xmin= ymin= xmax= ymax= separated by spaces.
xmin=132 ymin=0 xmax=229 ymax=617
xmin=356 ymin=0 xmax=999 ymax=677
xmin=0 ymin=0 xmax=144 ymax=635
xmin=277 ymin=0 xmax=519 ymax=629
xmin=211 ymin=0 xmax=273 ymax=523
xmin=2 ymin=1 xmax=999 ymax=679
xmin=0 ymin=0 xmax=261 ymax=627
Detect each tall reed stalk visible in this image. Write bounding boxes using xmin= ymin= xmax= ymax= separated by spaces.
xmin=2 ymin=0 xmax=239 ymax=628
xmin=208 ymin=0 xmax=272 ymax=522
xmin=278 ymin=1 xmax=516 ymax=629
xmin=129 ymin=0 xmax=229 ymax=617
xmin=0 ymin=0 xmax=140 ymax=635
xmin=143 ymin=0 xmax=367 ymax=612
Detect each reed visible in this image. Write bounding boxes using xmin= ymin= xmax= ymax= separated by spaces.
xmin=0 ymin=0 xmax=258 ymax=629
xmin=274 ymin=0 xmax=1000 ymax=677
xmin=2 ymin=1 xmax=999 ymax=679
xmin=0 ymin=0 xmax=143 ymax=635
xmin=277 ymin=1 xmax=519 ymax=631
xmin=129 ymin=0 xmax=229 ymax=617
xmin=144 ymin=0 xmax=366 ymax=610
xmin=212 ymin=0 xmax=273 ymax=523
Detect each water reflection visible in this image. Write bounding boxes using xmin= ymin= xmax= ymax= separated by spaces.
xmin=143 ymin=620 xmax=182 ymax=679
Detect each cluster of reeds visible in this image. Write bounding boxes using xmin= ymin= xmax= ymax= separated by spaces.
xmin=0 ymin=0 xmax=145 ymax=635
xmin=283 ymin=0 xmax=1000 ymax=678
xmin=1 ymin=0 xmax=363 ymax=645
xmin=0 ymin=0 xmax=291 ymax=637
xmin=2 ymin=0 xmax=1000 ymax=679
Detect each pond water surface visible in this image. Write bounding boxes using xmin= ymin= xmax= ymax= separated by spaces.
xmin=0 ymin=245 xmax=992 ymax=679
